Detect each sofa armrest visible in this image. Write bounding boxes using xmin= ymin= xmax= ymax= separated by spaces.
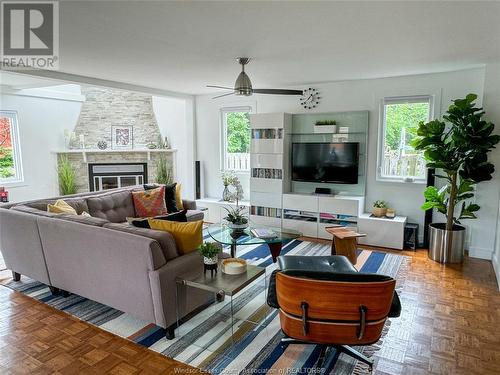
xmin=182 ymin=199 xmax=197 ymax=210
xmin=149 ymin=251 xmax=213 ymax=328
xmin=103 ymin=223 xmax=179 ymax=261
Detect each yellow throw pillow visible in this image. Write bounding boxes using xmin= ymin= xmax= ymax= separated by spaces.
xmin=148 ymin=219 xmax=202 ymax=254
xmin=47 ymin=200 xmax=77 ymax=215
xmin=175 ymin=183 xmax=184 ymax=210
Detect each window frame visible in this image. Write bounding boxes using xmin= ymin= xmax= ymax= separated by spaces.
xmin=376 ymin=95 xmax=434 ymax=184
xmin=0 ymin=110 xmax=24 ymax=185
xmin=219 ymin=105 xmax=253 ymax=173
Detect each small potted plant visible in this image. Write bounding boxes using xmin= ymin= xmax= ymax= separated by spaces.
xmin=198 ymin=242 xmax=222 ymax=276
xmin=223 ymin=204 xmax=249 ymax=230
xmin=372 ymin=200 xmax=388 ymax=217
xmin=314 ymin=120 xmax=337 ymax=134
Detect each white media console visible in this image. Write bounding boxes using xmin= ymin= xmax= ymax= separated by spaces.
xmin=198 ymin=112 xmax=407 ymax=250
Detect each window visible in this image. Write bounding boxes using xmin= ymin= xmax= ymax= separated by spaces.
xmin=378 ymin=96 xmax=433 ymax=182
xmin=221 ymin=107 xmax=251 ymax=172
xmin=0 ymin=111 xmax=23 ymax=184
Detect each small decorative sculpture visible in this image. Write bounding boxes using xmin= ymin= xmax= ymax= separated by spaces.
xmin=97 ymin=140 xmax=108 ymax=150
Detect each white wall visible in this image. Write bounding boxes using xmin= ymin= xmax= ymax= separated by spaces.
xmin=483 ymin=63 xmax=500 ymax=288
xmin=0 ymin=86 xmax=83 ymax=202
xmin=153 ymin=96 xmax=196 ymax=199
xmin=195 ymin=68 xmax=486 ymax=245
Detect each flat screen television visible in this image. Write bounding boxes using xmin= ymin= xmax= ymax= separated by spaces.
xmin=291 ymin=142 xmax=359 ymax=184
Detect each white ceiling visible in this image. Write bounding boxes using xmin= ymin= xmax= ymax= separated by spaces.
xmin=41 ymin=1 xmax=500 ymax=94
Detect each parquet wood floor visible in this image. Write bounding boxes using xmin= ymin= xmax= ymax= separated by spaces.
xmin=0 ymin=245 xmax=499 ymax=375
xmin=0 ymin=277 xmax=206 ymax=374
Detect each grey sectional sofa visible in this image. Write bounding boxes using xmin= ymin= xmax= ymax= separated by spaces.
xmin=0 ymin=186 xmax=210 ymax=338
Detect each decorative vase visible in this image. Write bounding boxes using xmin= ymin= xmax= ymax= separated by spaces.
xmin=203 ymin=255 xmax=218 ymax=277
xmin=372 ymin=207 xmax=387 ymax=217
xmin=428 ymin=223 xmax=465 ymax=264
xmin=203 ymin=255 xmax=218 ymax=265
xmin=222 ymin=185 xmax=231 ymax=201
xmin=386 ymin=208 xmax=396 ymax=218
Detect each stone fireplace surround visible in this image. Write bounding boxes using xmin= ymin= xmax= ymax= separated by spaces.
xmin=55 ymin=86 xmax=176 ymax=193
xmin=56 ymin=150 xmax=175 ymax=193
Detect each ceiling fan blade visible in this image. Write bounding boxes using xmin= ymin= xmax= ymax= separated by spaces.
xmin=253 ymin=88 xmax=303 ymax=95
xmin=212 ymin=92 xmax=235 ymax=99
xmin=207 ymin=85 xmax=235 ymax=90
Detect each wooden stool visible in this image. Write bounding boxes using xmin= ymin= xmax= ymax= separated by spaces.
xmin=326 ymin=226 xmax=366 ymax=265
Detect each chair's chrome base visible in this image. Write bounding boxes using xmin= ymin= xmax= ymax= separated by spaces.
xmin=281 ymin=338 xmax=374 ymax=373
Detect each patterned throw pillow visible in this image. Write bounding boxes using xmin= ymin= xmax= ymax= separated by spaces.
xmin=144 ymin=183 xmax=178 ymax=212
xmin=132 ymin=186 xmax=168 ymax=217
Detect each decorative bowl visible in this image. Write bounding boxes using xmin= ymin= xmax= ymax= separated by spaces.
xmin=372 ymin=207 xmax=387 ymax=217
xmin=227 ymin=222 xmax=249 ymax=230
xmin=221 ymin=258 xmax=247 ymax=275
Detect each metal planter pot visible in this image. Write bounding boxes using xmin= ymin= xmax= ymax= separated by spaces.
xmin=428 ymin=223 xmax=466 ymax=263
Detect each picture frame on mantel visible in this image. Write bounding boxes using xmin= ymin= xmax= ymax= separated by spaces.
xmin=111 ymin=125 xmax=133 ymax=149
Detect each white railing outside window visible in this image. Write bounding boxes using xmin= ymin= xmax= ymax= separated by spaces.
xmin=220 ymin=106 xmax=252 ymax=172
xmin=225 ymin=152 xmax=251 ymax=171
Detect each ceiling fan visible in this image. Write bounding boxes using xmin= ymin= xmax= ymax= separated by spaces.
xmin=207 ymin=57 xmax=303 ymax=99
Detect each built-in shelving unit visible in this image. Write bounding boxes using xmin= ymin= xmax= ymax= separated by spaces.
xmin=249 ymin=113 xmax=291 ymax=228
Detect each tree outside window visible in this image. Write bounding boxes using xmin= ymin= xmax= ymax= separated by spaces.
xmin=222 ymin=108 xmax=251 ymax=171
xmin=379 ymin=97 xmax=432 ymax=182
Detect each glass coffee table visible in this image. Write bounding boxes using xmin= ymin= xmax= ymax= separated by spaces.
xmin=207 ymin=223 xmax=301 ymax=262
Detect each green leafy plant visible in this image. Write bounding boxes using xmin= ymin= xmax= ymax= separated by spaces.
xmin=0 ymin=147 xmax=14 ymax=178
xmin=198 ymin=242 xmax=222 ymax=258
xmin=223 ymin=205 xmax=248 ymax=225
xmin=155 ymin=156 xmax=173 ymax=185
xmin=412 ymin=93 xmax=500 ymax=232
xmin=373 ymin=200 xmax=388 ymax=208
xmin=226 ymin=112 xmax=250 ymax=153
xmin=315 ymin=120 xmax=337 ymax=125
xmin=57 ymin=155 xmax=77 ymax=195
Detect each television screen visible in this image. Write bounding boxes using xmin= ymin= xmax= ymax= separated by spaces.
xmin=292 ymin=142 xmax=359 ymax=184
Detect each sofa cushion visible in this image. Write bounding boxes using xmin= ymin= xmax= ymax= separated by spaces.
xmin=148 ymin=219 xmax=203 ymax=255
xmin=47 ymin=200 xmax=78 ymax=215
xmin=186 ymin=210 xmax=204 ymax=222
xmin=103 ymin=222 xmax=179 ymax=261
xmin=144 ymin=183 xmax=178 ymax=213
xmin=128 ymin=209 xmax=188 ymax=229
xmin=56 ymin=214 xmax=109 ymax=227
xmin=132 ymin=186 xmax=168 ymax=217
xmin=26 ymin=198 xmax=89 ymax=215
xmin=176 ymin=183 xmax=184 ymax=210
xmin=87 ymin=190 xmax=136 ymax=223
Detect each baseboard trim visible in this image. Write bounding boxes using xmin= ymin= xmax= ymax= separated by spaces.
xmin=467 ymin=247 xmax=493 ymax=260
xmin=492 ymin=252 xmax=500 ymax=291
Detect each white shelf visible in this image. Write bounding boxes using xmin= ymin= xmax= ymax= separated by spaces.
xmin=358 ymin=213 xmax=407 ymax=249
xmin=52 ymin=148 xmax=176 ymax=162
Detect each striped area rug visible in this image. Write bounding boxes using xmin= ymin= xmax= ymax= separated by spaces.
xmin=5 ymin=237 xmax=408 ymax=375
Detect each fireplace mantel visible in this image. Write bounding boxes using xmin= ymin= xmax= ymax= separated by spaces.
xmin=53 ymin=148 xmax=176 ymax=162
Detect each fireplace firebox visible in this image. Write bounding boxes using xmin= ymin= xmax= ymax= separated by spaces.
xmin=88 ymin=163 xmax=148 ymax=191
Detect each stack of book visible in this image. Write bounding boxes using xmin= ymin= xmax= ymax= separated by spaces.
xmin=250 ymin=228 xmax=277 ymax=239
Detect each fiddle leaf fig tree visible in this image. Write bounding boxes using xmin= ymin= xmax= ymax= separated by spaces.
xmin=412 ymin=93 xmax=500 ymax=232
